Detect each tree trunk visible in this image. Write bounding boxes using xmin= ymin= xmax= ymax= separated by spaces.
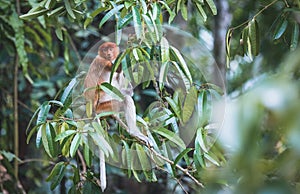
xmin=213 ymin=0 xmax=232 ymax=89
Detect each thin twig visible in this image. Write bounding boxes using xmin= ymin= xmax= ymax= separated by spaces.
xmin=1 ymin=88 xmax=35 ymax=113
xmin=230 ymin=0 xmax=279 ymax=31
xmin=112 ymin=115 xmax=204 ymax=188
xmin=14 ymin=55 xmax=19 ymax=179
xmin=19 ymin=158 xmax=55 ymax=165
xmin=77 ymin=150 xmax=87 ymax=174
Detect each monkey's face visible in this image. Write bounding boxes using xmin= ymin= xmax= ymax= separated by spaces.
xmin=99 ymin=42 xmax=119 ymax=61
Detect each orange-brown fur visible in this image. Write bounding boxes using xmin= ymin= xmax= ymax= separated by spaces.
xmin=84 ymin=42 xmax=121 ymax=113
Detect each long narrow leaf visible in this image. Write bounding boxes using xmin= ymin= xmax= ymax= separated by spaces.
xmin=55 ymin=130 xmax=76 ymax=142
xmin=153 ymin=128 xmax=186 ymax=149
xmin=64 ymin=0 xmax=76 ymax=19
xmin=70 ymin=133 xmax=81 ymax=157
xmin=100 ymin=82 xmax=124 ymax=101
xmin=290 ymin=22 xmax=299 ymax=51
xmin=205 ymin=0 xmax=217 ymax=15
xmin=182 ymin=86 xmax=198 ymax=123
xmin=169 ymin=46 xmax=192 ymax=86
xmin=132 ymin=6 xmax=143 ymax=39
xmin=99 ymin=5 xmax=124 ymax=28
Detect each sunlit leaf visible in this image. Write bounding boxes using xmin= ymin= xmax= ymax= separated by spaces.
xmin=226 ymin=29 xmax=233 ymax=67
xmin=118 ymin=13 xmax=133 ymax=29
xmin=36 ymin=125 xmax=43 ymax=148
xmin=70 ymin=133 xmax=81 ymax=157
xmin=194 ymin=1 xmax=207 ymax=22
xmin=173 ymin=148 xmax=193 ymax=167
xmin=165 ymin=96 xmax=181 ymax=120
xmin=20 ymin=9 xmax=48 ymax=19
xmin=100 ymin=82 xmax=124 ymax=101
xmin=205 ymin=0 xmax=217 ymax=15
xmin=64 ymin=0 xmax=76 ymax=19
xmin=170 ymin=46 xmax=192 ymax=87
xmin=153 ymin=128 xmax=186 ymax=149
xmin=41 ymin=123 xmax=54 ymax=157
xmin=61 ymin=77 xmax=77 ymax=104
xmin=132 ymin=6 xmax=142 ymax=39
xmin=55 ymin=130 xmax=76 ymax=142
xmin=99 ymin=4 xmax=124 ymax=28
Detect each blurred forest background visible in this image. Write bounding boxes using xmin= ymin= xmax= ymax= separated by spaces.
xmin=1 ymin=0 xmax=300 ymax=193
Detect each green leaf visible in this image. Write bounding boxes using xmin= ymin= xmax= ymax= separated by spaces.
xmin=273 ymin=16 xmax=288 ymax=40
xmin=121 ymin=140 xmax=132 ymax=175
xmin=159 ymin=1 xmax=175 ymax=24
xmin=86 ymin=100 xmax=93 ymax=118
xmin=170 ymin=61 xmax=191 ymax=90
xmin=290 ymin=22 xmax=299 ymax=51
xmin=195 ymin=128 xmax=208 ymax=153
xmin=100 ymin=82 xmax=125 ymax=101
xmin=241 ymin=26 xmax=249 ymax=56
xmin=89 ymin=132 xmax=113 ymax=157
xmin=204 ymin=153 xmax=220 ymax=166
xmin=248 ymin=19 xmax=260 ymax=56
xmin=64 ymin=0 xmax=76 ymax=19
xmin=47 ymin=162 xmax=67 ymax=190
xmin=180 ymin=0 xmax=188 ymax=20
xmin=46 ymin=161 xmax=64 ymax=181
xmin=84 ymin=144 xmax=92 ymax=167
xmin=41 ymin=123 xmax=52 ymax=157
xmin=36 ymin=125 xmax=43 ymax=148
xmin=159 ymin=62 xmax=169 ymax=90
xmin=136 ymin=144 xmax=151 ymax=172
xmin=205 ymin=0 xmax=217 ymax=15
xmin=26 ymin=106 xmax=41 ymax=134
xmin=70 ymin=133 xmax=81 ymax=157
xmin=226 ymin=29 xmax=233 ymax=67
xmin=161 ymin=37 xmax=170 ymax=63
xmin=132 ymin=6 xmax=143 ymax=39
xmin=27 ymin=124 xmax=39 ymax=144
xmin=43 ymin=123 xmax=56 ymax=157
xmin=153 ymin=128 xmax=186 ymax=149
xmin=110 ymin=49 xmax=129 ymax=83
xmin=169 ymin=46 xmax=192 ymax=87
xmin=194 ymin=1 xmax=207 ymax=22
xmin=95 ymin=111 xmax=116 ymax=119
xmin=47 ymin=6 xmax=64 ymax=17
xmin=173 ymin=148 xmax=193 ymax=167
xmin=165 ymin=96 xmax=181 ymax=119
xmin=182 ymin=86 xmax=198 ymax=123
xmin=55 ymin=130 xmax=76 ymax=142
xmin=55 ymin=28 xmax=63 ymax=41
xmin=84 ymin=7 xmax=107 ymax=29
xmin=61 ymin=77 xmax=77 ymax=104
xmin=118 ymin=13 xmax=133 ymax=29
xmin=19 ymin=9 xmax=48 ymax=19
xmin=99 ymin=4 xmax=124 ymax=28
xmin=49 ymin=123 xmax=59 ymax=156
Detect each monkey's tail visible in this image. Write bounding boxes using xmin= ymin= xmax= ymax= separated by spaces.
xmin=123 ymin=95 xmax=153 ymax=147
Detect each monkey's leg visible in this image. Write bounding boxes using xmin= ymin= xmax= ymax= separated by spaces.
xmin=123 ymin=95 xmax=153 ymax=147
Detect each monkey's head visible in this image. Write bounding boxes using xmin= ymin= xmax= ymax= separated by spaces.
xmin=98 ymin=42 xmax=119 ymax=61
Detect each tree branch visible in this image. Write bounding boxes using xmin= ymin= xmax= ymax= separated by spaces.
xmin=112 ymin=115 xmax=204 ymax=188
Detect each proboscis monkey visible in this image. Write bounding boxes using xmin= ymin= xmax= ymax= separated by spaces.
xmin=84 ymin=42 xmax=152 ymax=191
